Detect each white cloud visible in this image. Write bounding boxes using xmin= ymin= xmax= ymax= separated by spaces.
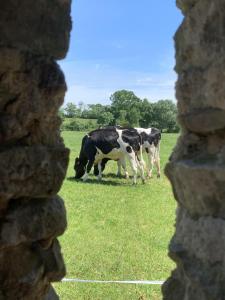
xmin=136 ymin=77 xmax=154 ymax=85
xmin=136 ymin=77 xmax=175 ymax=88
xmin=64 ymin=84 xmax=113 ymax=105
xmin=59 ymin=58 xmax=177 ymax=105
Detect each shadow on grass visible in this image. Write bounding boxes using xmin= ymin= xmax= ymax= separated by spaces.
xmin=101 ymin=173 xmax=129 ymax=179
xmin=66 ymin=176 xmax=124 ymax=186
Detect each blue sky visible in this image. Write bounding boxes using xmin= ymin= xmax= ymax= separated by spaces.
xmin=59 ymin=1 xmax=183 ymax=105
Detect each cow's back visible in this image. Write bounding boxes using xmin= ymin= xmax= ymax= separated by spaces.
xmin=149 ymin=128 xmax=161 ymax=146
xmin=119 ymin=129 xmax=141 ymax=153
xmin=88 ymin=128 xmax=120 ymax=155
xmin=136 ymin=127 xmax=161 ymax=147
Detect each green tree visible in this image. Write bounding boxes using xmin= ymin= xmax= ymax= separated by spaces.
xmin=151 ymin=100 xmax=179 ymax=132
xmin=58 ymin=108 xmax=65 ymax=121
xmin=116 ymin=110 xmax=129 ymax=127
xmin=64 ymin=102 xmax=79 ymax=118
xmin=86 ymin=104 xmax=107 ymax=119
xmin=110 ymin=90 xmax=142 ymax=126
xmin=127 ymin=107 xmax=140 ymax=127
xmin=139 ymin=98 xmax=154 ymax=127
xmin=97 ymin=112 xmax=114 ymax=126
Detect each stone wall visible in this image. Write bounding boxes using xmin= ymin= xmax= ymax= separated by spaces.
xmin=162 ymin=1 xmax=225 ymax=299
xmin=0 ymin=1 xmax=71 ymax=299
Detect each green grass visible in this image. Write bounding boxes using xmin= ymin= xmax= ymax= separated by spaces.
xmin=54 ymin=132 xmax=178 ymax=300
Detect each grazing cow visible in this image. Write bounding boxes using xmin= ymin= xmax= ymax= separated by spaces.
xmin=135 ymin=127 xmax=161 ymax=178
xmin=95 ymin=127 xmax=161 ymax=178
xmin=74 ymin=127 xmax=145 ymax=184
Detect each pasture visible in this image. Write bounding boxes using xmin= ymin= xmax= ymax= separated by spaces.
xmin=54 ymin=131 xmax=178 ymax=300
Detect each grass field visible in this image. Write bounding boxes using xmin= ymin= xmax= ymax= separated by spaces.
xmin=54 ymin=131 xmax=178 ymax=300
xmin=62 ymin=117 xmax=98 ymax=131
xmin=63 ymin=118 xmax=98 ymax=126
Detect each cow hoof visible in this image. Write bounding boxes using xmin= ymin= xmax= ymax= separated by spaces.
xmin=142 ymin=179 xmax=146 ymax=184
xmin=157 ymin=174 xmax=161 ymax=178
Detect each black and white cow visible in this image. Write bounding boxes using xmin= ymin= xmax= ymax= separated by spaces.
xmin=135 ymin=127 xmax=161 ymax=178
xmin=74 ymin=127 xmax=145 ymax=184
xmin=94 ymin=127 xmax=161 ymax=178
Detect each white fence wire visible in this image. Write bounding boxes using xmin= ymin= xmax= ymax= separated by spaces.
xmin=62 ymin=278 xmax=164 ymax=285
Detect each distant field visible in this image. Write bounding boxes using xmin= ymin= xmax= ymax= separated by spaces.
xmin=63 ymin=117 xmax=98 ymax=125
xmin=62 ymin=117 xmax=98 ymax=131
xmin=54 ymin=131 xmax=178 ymax=300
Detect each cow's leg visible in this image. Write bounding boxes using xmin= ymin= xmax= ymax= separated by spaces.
xmin=129 ymin=157 xmax=138 ymax=184
xmin=134 ymin=145 xmax=146 ymax=183
xmin=155 ymin=145 xmax=161 ymax=178
xmin=135 ymin=154 xmax=146 ymax=184
xmin=147 ymin=152 xmax=154 ymax=178
xmin=144 ymin=147 xmax=153 ymax=178
xmin=120 ymin=157 xmax=129 ymax=179
xmin=117 ymin=160 xmax=122 ymax=177
xmin=82 ymin=159 xmax=94 ymax=182
xmin=97 ymin=161 xmax=102 ymax=181
xmin=82 ymin=172 xmax=88 ymax=181
xmin=126 ymin=152 xmax=142 ymax=184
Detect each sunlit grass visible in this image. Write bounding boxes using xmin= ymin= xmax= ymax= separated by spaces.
xmin=54 ymin=131 xmax=178 ymax=299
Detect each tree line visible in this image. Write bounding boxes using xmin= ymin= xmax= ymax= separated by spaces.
xmin=60 ymin=90 xmax=179 ymax=133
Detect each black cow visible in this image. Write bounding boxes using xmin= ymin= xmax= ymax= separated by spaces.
xmin=74 ymin=127 xmax=145 ymax=184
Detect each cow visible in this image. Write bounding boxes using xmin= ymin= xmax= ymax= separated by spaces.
xmin=94 ymin=127 xmax=161 ymax=178
xmin=135 ymin=127 xmax=161 ymax=178
xmin=74 ymin=127 xmax=146 ymax=184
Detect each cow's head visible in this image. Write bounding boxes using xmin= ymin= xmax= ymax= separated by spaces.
xmin=74 ymin=157 xmax=86 ymax=179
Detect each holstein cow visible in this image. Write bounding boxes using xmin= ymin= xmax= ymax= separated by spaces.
xmin=135 ymin=127 xmax=161 ymax=178
xmin=74 ymin=127 xmax=145 ymax=184
xmin=94 ymin=127 xmax=161 ymax=178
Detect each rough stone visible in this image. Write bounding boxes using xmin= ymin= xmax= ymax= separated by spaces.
xmin=163 ymin=0 xmax=225 ymax=299
xmin=166 ymin=160 xmax=225 ymax=218
xmin=0 ymin=0 xmax=72 ymax=59
xmin=0 ymin=53 xmax=67 ymax=146
xmin=0 ymin=146 xmax=69 ymax=208
xmin=174 ymin=208 xmax=225 ymax=264
xmin=176 ymin=0 xmax=198 ymax=14
xmin=0 ymin=241 xmax=65 ymax=299
xmin=0 ymin=0 xmax=71 ymax=298
xmin=0 ymin=196 xmax=67 ymax=248
xmin=178 ymin=108 xmax=225 ymax=133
